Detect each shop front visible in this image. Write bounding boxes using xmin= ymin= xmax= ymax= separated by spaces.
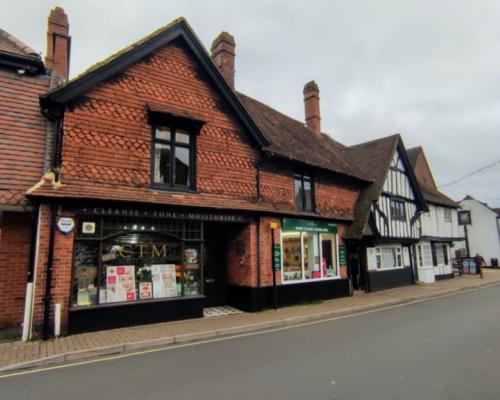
xmin=67 ymin=205 xmax=252 ymax=333
xmin=279 ymin=218 xmax=349 ymax=304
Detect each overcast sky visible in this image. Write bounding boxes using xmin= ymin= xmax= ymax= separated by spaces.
xmin=2 ymin=0 xmax=499 ymax=206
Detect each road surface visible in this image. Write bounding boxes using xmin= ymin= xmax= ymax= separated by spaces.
xmin=1 ymin=284 xmax=499 ymax=400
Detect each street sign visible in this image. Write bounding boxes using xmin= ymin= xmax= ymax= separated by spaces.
xmin=273 ymin=244 xmax=281 ymax=271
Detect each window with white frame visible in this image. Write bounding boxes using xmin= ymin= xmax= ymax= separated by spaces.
xmin=417 ymin=244 xmax=433 ymax=267
xmin=282 ymin=231 xmax=338 ymax=282
xmin=375 ymin=246 xmax=403 ymax=270
xmin=433 ymin=243 xmax=449 ymax=266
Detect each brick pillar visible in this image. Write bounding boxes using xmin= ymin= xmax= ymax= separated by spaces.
xmin=259 ymin=217 xmax=282 ymax=287
xmin=45 ymin=7 xmax=71 ymax=81
xmin=31 ymin=204 xmax=74 ymax=337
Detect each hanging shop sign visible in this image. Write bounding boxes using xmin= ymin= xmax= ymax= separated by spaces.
xmin=57 ymin=217 xmax=75 ymax=234
xmin=273 ymin=244 xmax=281 ymax=271
xmin=458 ymin=210 xmax=471 ymax=225
xmin=282 ymin=218 xmax=338 ymax=234
xmin=338 ymin=245 xmax=347 ymax=266
xmin=76 ymin=206 xmax=251 ymax=223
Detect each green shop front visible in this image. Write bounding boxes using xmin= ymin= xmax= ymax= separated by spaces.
xmin=275 ymin=218 xmax=350 ymax=306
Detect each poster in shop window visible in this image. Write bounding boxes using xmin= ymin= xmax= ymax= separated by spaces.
xmin=139 ymin=282 xmax=152 ymax=299
xmin=106 ymin=265 xmax=136 ymax=303
xmin=151 ymin=264 xmax=177 ymax=299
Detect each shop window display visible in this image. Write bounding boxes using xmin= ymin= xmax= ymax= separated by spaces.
xmin=72 ymin=218 xmax=202 ymax=308
xmin=282 ymin=230 xmax=339 ymax=283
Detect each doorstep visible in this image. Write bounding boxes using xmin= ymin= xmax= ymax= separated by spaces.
xmin=1 ymin=271 xmax=500 ymax=374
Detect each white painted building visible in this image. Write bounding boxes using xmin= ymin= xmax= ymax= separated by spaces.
xmin=455 ymin=196 xmax=500 ymax=265
xmin=407 ymin=147 xmax=463 ymax=283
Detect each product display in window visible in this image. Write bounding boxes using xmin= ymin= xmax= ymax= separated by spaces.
xmin=283 ymin=233 xmax=302 ymax=281
xmin=74 ymin=266 xmax=97 ymax=306
xmin=151 ymin=264 xmax=177 ymax=298
xmin=71 ymin=220 xmax=204 ymax=307
xmin=106 ymin=265 xmax=136 ymax=303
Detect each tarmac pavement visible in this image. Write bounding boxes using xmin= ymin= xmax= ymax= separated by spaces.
xmin=0 ymin=269 xmax=499 ymax=374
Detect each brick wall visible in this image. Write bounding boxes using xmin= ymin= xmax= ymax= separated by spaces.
xmin=31 ymin=204 xmax=75 ymax=336
xmin=0 ymin=212 xmax=32 ymax=328
xmin=0 ymin=69 xmax=50 ymax=207
xmin=56 ymin=39 xmax=361 ymax=222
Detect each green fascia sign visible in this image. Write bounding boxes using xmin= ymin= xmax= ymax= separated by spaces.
xmin=282 ymin=218 xmax=338 ymax=234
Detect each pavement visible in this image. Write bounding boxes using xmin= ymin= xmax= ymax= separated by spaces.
xmin=1 ymin=269 xmax=499 ymax=374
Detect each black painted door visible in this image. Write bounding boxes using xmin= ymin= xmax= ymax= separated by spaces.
xmin=203 ymin=224 xmax=228 ymax=307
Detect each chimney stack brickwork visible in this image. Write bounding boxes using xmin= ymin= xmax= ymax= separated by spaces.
xmin=303 ymin=80 xmax=321 ymax=134
xmin=45 ymin=7 xmax=71 ymax=81
xmin=210 ymin=31 xmax=236 ymax=89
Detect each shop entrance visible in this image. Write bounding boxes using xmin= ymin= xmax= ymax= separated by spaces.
xmin=204 ymin=223 xmax=231 ymax=307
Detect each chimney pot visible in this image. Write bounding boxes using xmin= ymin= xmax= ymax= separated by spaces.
xmin=303 ymin=80 xmax=321 ymax=134
xmin=211 ymin=31 xmax=235 ymax=89
xmin=45 ymin=7 xmax=71 ymax=81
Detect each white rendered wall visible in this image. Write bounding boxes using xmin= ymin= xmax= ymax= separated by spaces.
xmin=457 ymin=199 xmax=500 ymax=263
xmin=420 ymin=204 xmax=461 ymax=239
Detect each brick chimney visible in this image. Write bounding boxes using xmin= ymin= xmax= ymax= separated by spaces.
xmin=45 ymin=7 xmax=71 ymax=81
xmin=211 ymin=32 xmax=235 ymax=89
xmin=303 ymin=81 xmax=321 ymax=134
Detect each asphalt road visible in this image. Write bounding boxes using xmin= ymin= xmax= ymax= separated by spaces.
xmin=1 ymin=285 xmax=500 ymax=400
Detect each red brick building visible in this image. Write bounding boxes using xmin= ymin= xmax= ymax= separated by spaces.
xmin=2 ymin=10 xmax=371 ymax=338
xmin=0 ymin=20 xmax=55 ymax=336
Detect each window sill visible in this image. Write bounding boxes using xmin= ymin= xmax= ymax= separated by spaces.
xmin=281 ymin=276 xmax=343 ymax=285
xmin=151 ymin=185 xmax=198 ymax=194
xmin=369 ymin=266 xmax=406 ymax=272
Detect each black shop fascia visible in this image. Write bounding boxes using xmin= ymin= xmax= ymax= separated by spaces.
xmin=64 ymin=202 xmax=253 ymax=334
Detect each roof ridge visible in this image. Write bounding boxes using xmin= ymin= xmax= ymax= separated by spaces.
xmin=236 ymin=91 xmax=309 ymax=130
xmin=348 ymin=133 xmax=400 ymax=149
xmin=45 ymin=17 xmax=188 ymax=94
xmin=0 ymin=27 xmax=40 ymax=58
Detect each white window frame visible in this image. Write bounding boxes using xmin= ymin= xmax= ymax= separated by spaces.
xmin=373 ymin=245 xmax=404 ymax=271
xmin=281 ymin=230 xmax=341 ymax=284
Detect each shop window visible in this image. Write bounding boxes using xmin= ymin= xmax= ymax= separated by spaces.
xmin=432 ymin=243 xmax=449 ymax=266
xmin=71 ymin=219 xmax=203 ymax=308
xmin=390 ymin=199 xmax=406 ymax=221
xmin=283 ymin=232 xmax=302 ymax=281
xmin=294 ymin=173 xmax=314 ymax=212
xmin=282 ymin=231 xmax=339 ymax=283
xmin=153 ymin=125 xmax=195 ymax=190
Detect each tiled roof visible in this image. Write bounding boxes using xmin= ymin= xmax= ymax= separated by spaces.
xmin=406 ymin=146 xmax=458 ymax=208
xmin=343 ymin=134 xmax=400 ymax=238
xmin=237 ymin=93 xmax=367 ymax=180
xmin=0 ymin=28 xmax=39 ymax=58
